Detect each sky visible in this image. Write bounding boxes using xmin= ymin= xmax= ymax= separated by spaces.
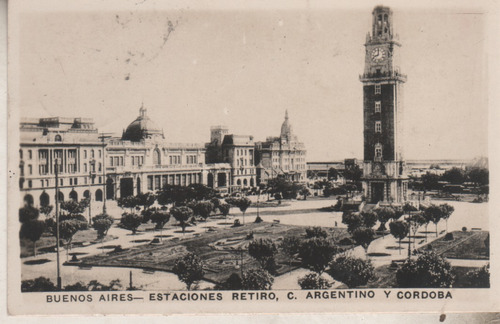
xmin=13 ymin=1 xmax=489 ymax=161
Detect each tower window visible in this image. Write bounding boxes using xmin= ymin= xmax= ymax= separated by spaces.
xmin=375 ymin=101 xmax=381 ymax=113
xmin=375 ymin=143 xmax=383 ymax=160
xmin=375 ymin=84 xmax=381 ymax=94
xmin=375 ymin=121 xmax=382 ymax=133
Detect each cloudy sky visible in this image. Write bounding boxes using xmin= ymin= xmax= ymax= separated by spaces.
xmin=12 ymin=0 xmax=489 ymax=161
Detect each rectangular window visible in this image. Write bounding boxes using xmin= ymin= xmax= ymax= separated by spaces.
xmin=28 ymin=150 xmax=32 ymax=159
xmin=74 ymin=178 xmax=78 ymax=185
xmin=148 ymin=176 xmax=153 ymax=190
xmin=375 ymin=84 xmax=381 ymax=94
xmin=84 ymin=150 xmax=87 ymax=159
xmin=41 ymin=180 xmax=44 ymax=187
xmin=28 ymin=165 xmax=32 ymax=175
xmin=155 ymin=176 xmax=161 ymax=190
xmin=375 ymin=101 xmax=381 ymax=113
xmin=375 ymin=121 xmax=382 ymax=133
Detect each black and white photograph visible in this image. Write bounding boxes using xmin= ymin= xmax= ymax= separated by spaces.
xmin=6 ymin=0 xmax=499 ymax=315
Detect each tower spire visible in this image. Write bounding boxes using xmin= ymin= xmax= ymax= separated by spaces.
xmin=285 ymin=110 xmax=289 ymax=120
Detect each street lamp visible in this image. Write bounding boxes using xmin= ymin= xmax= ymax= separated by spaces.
xmin=88 ymin=159 xmax=96 ymax=225
xmin=54 ymin=158 xmax=62 ymax=290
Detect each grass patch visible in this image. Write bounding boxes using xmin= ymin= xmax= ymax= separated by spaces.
xmin=76 ymin=222 xmax=349 ymax=284
xmin=20 ymin=229 xmax=117 ymax=258
xmin=418 ymin=231 xmax=489 ymax=260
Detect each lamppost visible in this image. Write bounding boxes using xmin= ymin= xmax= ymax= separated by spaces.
xmin=98 ymin=133 xmax=112 ymax=213
xmin=88 ymin=159 xmax=96 ymax=225
xmin=54 ymin=158 xmax=62 ymax=290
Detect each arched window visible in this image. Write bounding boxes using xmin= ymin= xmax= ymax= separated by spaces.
xmin=40 ymin=191 xmax=50 ymax=207
xmin=153 ymin=149 xmax=161 ymax=165
xmin=69 ymin=190 xmax=78 ymax=202
xmin=243 ymin=179 xmax=248 ymax=186
xmin=54 ymin=134 xmax=62 ymax=142
xmin=23 ymin=194 xmax=34 ymax=207
xmin=237 ymin=179 xmax=241 ymax=186
xmin=95 ymin=189 xmax=103 ymax=202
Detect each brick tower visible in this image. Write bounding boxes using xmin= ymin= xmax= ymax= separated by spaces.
xmin=359 ymin=6 xmax=408 ymax=204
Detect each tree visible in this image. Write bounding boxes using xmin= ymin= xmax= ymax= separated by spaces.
xmin=280 ymin=236 xmax=301 ymax=265
xmin=248 ymin=239 xmax=278 ymax=274
xmin=298 ymin=238 xmax=338 ymax=274
xmin=396 ymin=251 xmax=455 ymax=288
xmin=299 ymin=187 xmax=311 ymax=200
xmin=423 ymin=204 xmax=443 ymax=237
xmin=170 ymin=206 xmax=193 ymax=234
xmin=298 ymin=272 xmax=332 ymax=289
xmin=215 ymin=273 xmax=242 ymax=290
xmin=187 ymin=183 xmax=216 ymax=201
xmin=39 ymin=205 xmax=54 ymax=219
xmin=389 ymin=221 xmax=409 ymax=254
xmin=328 ymin=168 xmax=339 ymax=181
xmin=149 ymin=208 xmax=170 ymax=230
xmin=305 ymin=226 xmax=328 ymax=239
xmin=19 ymin=205 xmax=40 ymax=224
xmin=92 ymin=213 xmax=114 ymax=240
xmin=20 ymin=220 xmax=45 ymax=257
xmin=466 ymin=166 xmax=489 ymax=187
xmin=227 ymin=197 xmax=251 ymax=224
xmin=373 ymin=207 xmax=396 ymax=235
xmin=360 ymin=211 xmax=378 ymax=228
xmin=421 ymin=172 xmax=441 ymax=191
xmin=327 ymin=256 xmax=375 ymax=288
xmin=136 ymin=192 xmax=156 ymax=210
xmin=408 ymin=212 xmax=426 ymax=247
xmin=119 ymin=213 xmax=143 ymax=235
xmin=439 ymin=203 xmax=454 ymax=233
xmin=241 ymin=269 xmax=274 ymax=290
xmin=21 ymin=277 xmax=57 ymax=292
xmin=442 ymin=167 xmax=466 ymax=184
xmin=342 ymin=212 xmax=364 ymax=234
xmin=172 ymin=253 xmax=204 ymax=290
xmin=117 ymin=196 xmax=140 ymax=212
xmin=343 ymin=164 xmax=362 ymax=182
xmin=351 ymin=227 xmax=375 ymax=257
xmin=60 ymin=199 xmax=87 ymax=216
xmin=190 ymin=201 xmax=214 ymax=220
xmin=45 ymin=215 xmax=88 ymax=255
xmin=219 ymin=203 xmax=231 ymax=219
xmin=463 ymin=265 xmax=489 ymax=288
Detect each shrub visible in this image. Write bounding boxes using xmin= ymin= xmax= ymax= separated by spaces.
xmin=232 ymin=219 xmax=242 ymax=227
xmin=444 ymin=232 xmax=454 ymax=241
xmin=172 ymin=253 xmax=204 ymax=291
xmin=215 ymin=273 xmax=242 ymax=290
xmin=338 ymin=237 xmax=355 ymax=246
xmin=241 ymin=269 xmax=274 ymax=290
xmin=254 ymin=215 xmax=263 ymax=223
xmin=396 ymin=251 xmax=454 ymax=288
xmin=462 ymin=227 xmax=467 ymax=232
xmin=21 ymin=277 xmax=57 ymax=292
xmin=327 ymin=256 xmax=375 ymax=288
xmin=298 ymin=237 xmax=338 ymax=274
xmin=298 ymin=272 xmax=332 ymax=290
xmin=462 ymin=265 xmax=489 ymax=288
xmin=305 ymin=226 xmax=328 ymax=239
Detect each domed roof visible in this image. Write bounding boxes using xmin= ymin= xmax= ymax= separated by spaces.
xmin=280 ymin=110 xmax=293 ymax=139
xmin=122 ymin=106 xmax=164 ymax=142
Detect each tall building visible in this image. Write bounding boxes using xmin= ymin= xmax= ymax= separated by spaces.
xmin=255 ymin=111 xmax=307 ymax=184
xmin=19 ymin=117 xmax=106 ymax=207
xmin=359 ymin=6 xmax=409 ymax=204
xmin=206 ymin=126 xmax=257 ymax=190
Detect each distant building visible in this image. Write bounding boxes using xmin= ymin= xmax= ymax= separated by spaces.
xmin=255 ymin=111 xmax=307 ymax=184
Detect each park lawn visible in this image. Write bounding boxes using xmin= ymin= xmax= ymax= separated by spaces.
xmin=418 ymin=230 xmax=489 ymax=260
xmin=20 ymin=228 xmax=118 ymax=258
xmin=77 ymin=222 xmax=350 ymax=284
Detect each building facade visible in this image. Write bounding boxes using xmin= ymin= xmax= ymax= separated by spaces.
xmin=206 ymin=126 xmax=257 ymax=190
xmin=19 ymin=117 xmax=106 ymax=208
xmin=255 ymin=111 xmax=307 ymax=184
xmin=359 ymin=6 xmax=409 ymax=204
xmin=19 ymin=108 xmax=232 ymax=208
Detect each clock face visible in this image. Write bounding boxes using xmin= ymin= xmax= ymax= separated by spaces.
xmin=371 ymin=47 xmax=387 ymax=63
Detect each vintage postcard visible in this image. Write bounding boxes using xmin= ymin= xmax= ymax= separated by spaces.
xmin=7 ymin=0 xmax=500 ymax=315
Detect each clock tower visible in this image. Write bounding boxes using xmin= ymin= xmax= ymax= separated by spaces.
xmin=360 ymin=6 xmax=408 ymax=204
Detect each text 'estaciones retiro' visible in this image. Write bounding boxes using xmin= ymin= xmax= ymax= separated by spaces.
xmin=45 ymin=290 xmax=453 ymax=303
